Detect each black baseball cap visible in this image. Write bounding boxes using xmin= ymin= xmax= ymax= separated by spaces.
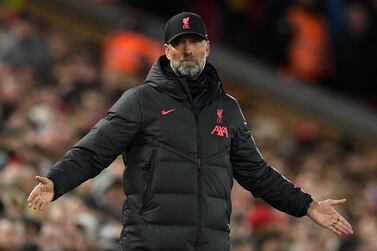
xmin=164 ymin=12 xmax=208 ymax=44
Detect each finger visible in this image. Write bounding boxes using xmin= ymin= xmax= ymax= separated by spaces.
xmin=27 ymin=192 xmax=35 ymax=204
xmin=28 ymin=199 xmax=34 ymax=208
xmin=34 ymin=199 xmax=42 ymax=210
xmin=36 ymin=199 xmax=44 ymax=211
xmin=335 ymin=221 xmax=353 ymax=235
xmin=338 ymin=215 xmax=353 ymax=231
xmin=27 ymin=187 xmax=40 ymax=204
xmin=329 ymin=225 xmax=342 ymax=236
xmin=32 ymin=198 xmax=41 ymax=210
xmin=28 ymin=198 xmax=35 ymax=208
xmin=27 ymin=191 xmax=36 ymax=207
xmin=337 ymin=217 xmax=354 ymax=234
xmin=39 ymin=201 xmax=46 ymax=211
xmin=332 ymin=215 xmax=353 ymax=235
xmin=35 ymin=176 xmax=47 ymax=185
xmin=330 ymin=199 xmax=346 ymax=206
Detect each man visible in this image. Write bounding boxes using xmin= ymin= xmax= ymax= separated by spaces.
xmin=28 ymin=12 xmax=353 ymax=250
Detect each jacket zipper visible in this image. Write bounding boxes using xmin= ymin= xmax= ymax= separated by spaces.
xmin=178 ymin=77 xmax=202 ymax=249
xmin=194 ymin=110 xmax=201 ymax=248
xmin=139 ymin=146 xmax=158 ymax=213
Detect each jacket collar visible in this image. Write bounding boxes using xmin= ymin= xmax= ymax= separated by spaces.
xmin=144 ymin=55 xmax=224 ymax=102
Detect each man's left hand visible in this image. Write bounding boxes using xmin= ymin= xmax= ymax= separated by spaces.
xmin=307 ymin=199 xmax=353 ymax=236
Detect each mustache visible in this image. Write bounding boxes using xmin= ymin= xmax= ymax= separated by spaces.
xmin=180 ymin=54 xmax=196 ymax=61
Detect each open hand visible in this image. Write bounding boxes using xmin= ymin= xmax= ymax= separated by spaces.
xmin=307 ymin=199 xmax=353 ymax=236
xmin=27 ymin=176 xmax=54 ymax=210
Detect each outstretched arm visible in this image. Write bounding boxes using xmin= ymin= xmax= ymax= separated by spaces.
xmin=230 ymin=101 xmax=312 ymax=217
xmin=27 ymin=176 xmax=54 ymax=210
xmin=307 ymin=199 xmax=353 ymax=236
xmin=27 ymin=89 xmax=142 ymax=208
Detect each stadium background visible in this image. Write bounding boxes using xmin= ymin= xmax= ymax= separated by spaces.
xmin=0 ymin=0 xmax=376 ymax=250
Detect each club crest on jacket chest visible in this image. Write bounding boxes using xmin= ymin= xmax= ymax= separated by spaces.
xmin=211 ymin=108 xmax=229 ymax=138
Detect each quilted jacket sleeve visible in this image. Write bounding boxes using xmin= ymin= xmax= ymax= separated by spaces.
xmin=47 ymin=89 xmax=142 ymax=200
xmin=230 ymin=100 xmax=312 ymax=217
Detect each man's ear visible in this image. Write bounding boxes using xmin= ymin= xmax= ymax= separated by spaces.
xmin=164 ymin=44 xmax=171 ymax=60
xmin=205 ymin=41 xmax=210 ymax=57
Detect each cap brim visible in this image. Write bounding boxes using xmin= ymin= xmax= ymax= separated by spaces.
xmin=167 ymin=31 xmax=208 ymax=44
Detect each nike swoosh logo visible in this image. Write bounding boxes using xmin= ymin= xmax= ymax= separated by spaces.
xmin=162 ymin=108 xmax=176 ymax=115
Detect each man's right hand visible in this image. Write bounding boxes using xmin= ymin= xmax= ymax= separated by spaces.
xmin=27 ymin=176 xmax=55 ymax=210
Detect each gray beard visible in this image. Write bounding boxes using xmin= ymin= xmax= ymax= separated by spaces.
xmin=170 ymin=58 xmax=206 ymax=79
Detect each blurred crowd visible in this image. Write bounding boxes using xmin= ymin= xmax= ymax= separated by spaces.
xmin=0 ymin=3 xmax=377 ymax=251
xmin=126 ymin=0 xmax=377 ymax=107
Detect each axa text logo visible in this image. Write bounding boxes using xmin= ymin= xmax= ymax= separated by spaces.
xmin=211 ymin=125 xmax=229 ymax=138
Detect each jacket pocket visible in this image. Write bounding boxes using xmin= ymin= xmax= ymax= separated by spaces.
xmin=139 ymin=144 xmax=159 ymax=213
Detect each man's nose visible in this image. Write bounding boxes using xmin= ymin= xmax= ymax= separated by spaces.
xmin=182 ymin=51 xmax=193 ymax=58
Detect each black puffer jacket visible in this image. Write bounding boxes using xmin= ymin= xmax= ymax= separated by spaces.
xmin=48 ymin=56 xmax=313 ymax=251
